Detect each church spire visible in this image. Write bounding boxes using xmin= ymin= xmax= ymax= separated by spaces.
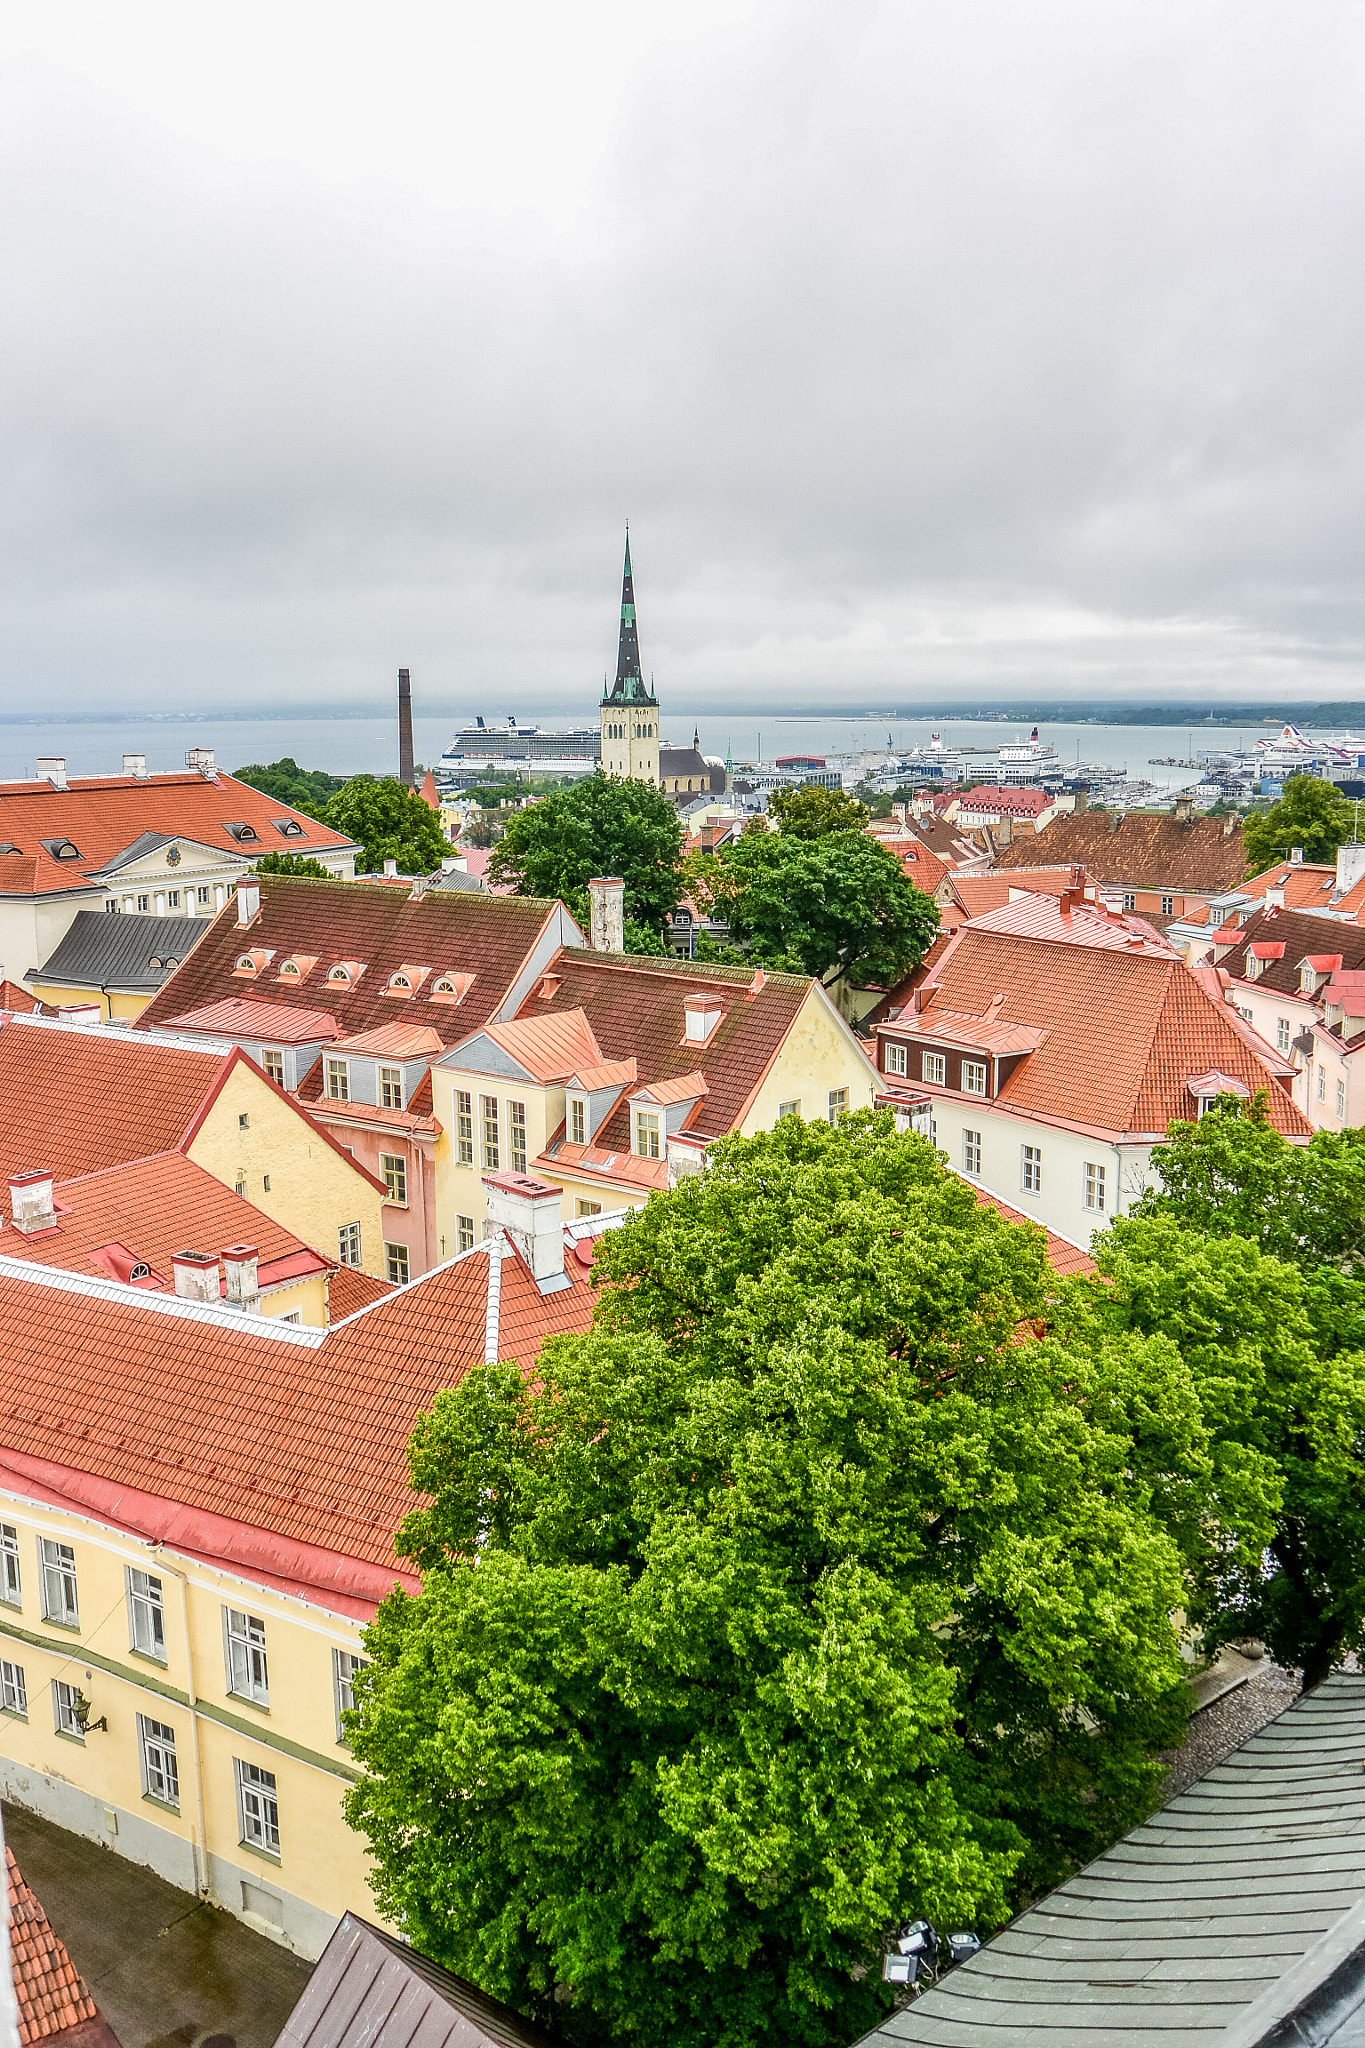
xmin=603 ymin=526 xmax=655 ymax=705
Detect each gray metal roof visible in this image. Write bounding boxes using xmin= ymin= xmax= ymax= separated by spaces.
xmin=427 ymin=867 xmax=487 ymax=892
xmin=28 ymin=909 xmax=206 ymax=992
xmin=83 ymin=828 xmax=180 ymax=874
xmin=858 ymin=1673 xmax=1365 ymax=2048
xmin=273 ymin=1913 xmax=561 ymax=2048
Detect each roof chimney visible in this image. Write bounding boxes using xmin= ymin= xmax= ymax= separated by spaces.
xmin=398 ymin=667 xmax=415 ymax=788
xmin=684 ymin=993 xmax=725 ymax=1042
xmin=235 ymin=878 xmax=261 ymax=927
xmin=588 ymin=877 xmax=625 ymax=954
xmin=122 ymin=752 xmax=148 ymax=779
xmin=383 ymin=857 xmax=399 ymax=878
xmin=1072 ymin=786 xmax=1089 ymax=814
xmin=8 ymin=1170 xmax=55 ymax=1234
xmin=482 ymin=1172 xmax=568 ymax=1291
xmin=1338 ymin=842 xmax=1365 ymax=895
xmin=221 ymin=1243 xmax=261 ymax=1315
xmin=996 ymin=814 xmax=1012 ymax=847
xmin=172 ymin=1250 xmax=219 ymax=1302
xmin=36 ymin=757 xmax=67 ymax=791
xmin=1174 ymin=793 xmax=1194 ymax=823
xmin=1290 ymin=846 xmax=1304 ymax=866
xmin=185 ymin=746 xmax=215 ymax=777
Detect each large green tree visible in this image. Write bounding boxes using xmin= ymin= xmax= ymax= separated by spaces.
xmin=346 ymin=1114 xmax=1206 ymax=2048
xmin=489 ymin=776 xmax=684 ymax=938
xmin=690 ymin=830 xmax=938 ymax=985
xmin=233 ymin=756 xmax=348 ymax=814
xmin=767 ymin=784 xmax=871 ymax=839
xmin=1243 ymin=773 xmax=1355 ymax=872
xmin=321 ymin=776 xmax=448 ymax=875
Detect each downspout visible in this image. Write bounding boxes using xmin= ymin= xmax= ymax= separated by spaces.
xmin=157 ymin=1554 xmax=209 ymax=1899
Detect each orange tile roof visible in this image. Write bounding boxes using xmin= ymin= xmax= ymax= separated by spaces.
xmin=0 ymin=1015 xmax=227 ymax=1182
xmin=0 ymin=769 xmax=354 ymax=898
xmin=948 ymin=868 xmax=1092 ymax=920
xmin=328 ymin=1264 xmax=399 ymax=1318
xmin=955 ymin=785 xmax=1054 ymax=815
xmin=6 ymin=1845 xmax=103 ymax=2045
xmin=139 ymin=874 xmax=574 ymax=1047
xmin=972 ymin=1188 xmax=1097 ymax=1277
xmin=1242 ymin=860 xmax=1341 ymax=909
xmin=0 ymin=979 xmax=41 ymax=1012
xmin=0 ymin=1152 xmax=331 ymax=1298
xmin=869 ymin=832 xmax=951 ymax=894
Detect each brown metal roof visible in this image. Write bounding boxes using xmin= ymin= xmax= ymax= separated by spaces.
xmin=993 ymin=809 xmax=1249 ymax=893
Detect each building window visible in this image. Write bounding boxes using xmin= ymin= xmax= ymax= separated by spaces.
xmin=922 ymin=1052 xmax=946 ymax=1085
xmin=338 ymin=1222 xmax=362 ymax=1267
xmin=262 ymin=1050 xmax=284 ymax=1086
xmin=168 ymin=889 xmax=181 ymax=909
xmin=262 ymin=1174 xmax=271 ymax=1193
xmin=569 ymin=1097 xmax=586 ymax=1144
xmin=386 ymin=1243 xmax=410 ymax=1284
xmin=1122 ymin=893 xmax=1136 ymax=911
xmin=636 ymin=1110 xmax=661 ymax=1158
xmin=326 ymin=1058 xmax=350 ymax=1101
xmin=828 ymin=1088 xmax=849 ymax=1122
xmin=576 ymin=1199 xmax=602 ymax=1217
xmin=457 ymin=1214 xmax=475 ymax=1252
xmin=137 ymin=893 xmax=150 ymax=912
xmin=333 ymin=1648 xmax=366 ymax=1744
xmin=1277 ymin=1018 xmax=1291 ymax=1053
xmin=235 ymin=1758 xmax=280 ymax=1857
xmin=1318 ymin=1064 xmax=1327 ymax=1101
xmin=884 ymin=1042 xmax=908 ymax=1077
xmin=1021 ymin=1144 xmax=1042 ymax=1194
xmin=509 ymin=1100 xmax=527 ymax=1172
xmin=198 ymin=886 xmax=210 ymax=905
xmin=224 ymin=1608 xmax=269 ymax=1706
xmin=52 ymin=1680 xmax=83 ymax=1740
xmin=127 ymin=1568 xmax=166 ymax=1660
xmin=379 ymin=1064 xmax=403 ymax=1110
xmin=0 ymin=1660 xmax=26 ymax=1716
xmin=380 ymin=1153 xmax=407 ymax=1204
xmin=1084 ymin=1161 xmax=1107 ymax=1212
xmin=39 ymin=1539 xmax=79 ymax=1627
xmin=456 ymin=1090 xmax=474 ymax=1166
xmin=1 ymin=1523 xmax=19 ymax=1605
xmin=1338 ymin=1078 xmax=1348 ymax=1118
xmin=962 ymin=1061 xmax=987 ymax=1096
xmin=777 ymin=1100 xmax=801 ymax=1121
xmin=138 ymin=1715 xmax=180 ymax=1807
xmin=481 ymin=1096 xmax=500 ymax=1170
xmin=962 ymin=1129 xmax=982 ymax=1177
xmin=238 ymin=1112 xmax=250 ymax=1130
xmin=1161 ymin=895 xmax=1175 ymax=916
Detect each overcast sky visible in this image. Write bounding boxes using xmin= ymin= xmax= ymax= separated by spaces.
xmin=1 ymin=1 xmax=1362 ymax=718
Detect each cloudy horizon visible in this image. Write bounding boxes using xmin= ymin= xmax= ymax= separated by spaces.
xmin=3 ymin=1 xmax=1363 ymax=718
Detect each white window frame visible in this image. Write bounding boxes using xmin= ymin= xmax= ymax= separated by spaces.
xmin=1 ymin=1523 xmax=19 ymax=1606
xmin=261 ymin=1049 xmax=285 ymax=1086
xmin=0 ymin=1659 xmax=26 ymax=1715
xmin=962 ymin=1061 xmax=987 ymax=1096
xmin=576 ymin=1198 xmax=602 ymax=1217
xmin=1276 ymin=1018 xmax=1291 ymax=1053
xmin=481 ymin=1095 xmax=500 ymax=1171
xmin=1083 ymin=1161 xmax=1107 ymax=1213
xmin=636 ymin=1110 xmax=661 ymax=1158
xmin=1021 ymin=1144 xmax=1042 ymax=1195
xmin=457 ymin=1214 xmax=475 ymax=1253
xmin=379 ymin=1064 xmax=403 ymax=1110
xmin=569 ymin=1097 xmax=586 ymax=1145
xmin=333 ymin=1648 xmax=366 ymax=1744
xmin=1338 ymin=1078 xmax=1348 ymax=1118
xmin=223 ymin=1607 xmax=269 ymax=1707
xmin=1122 ymin=892 xmax=1136 ymax=911
xmin=962 ymin=1129 xmax=982 ymax=1177
xmin=126 ymin=1567 xmax=166 ymax=1661
xmin=828 ymin=1088 xmax=849 ymax=1122
xmin=509 ymin=1099 xmax=527 ymax=1173
xmin=456 ymin=1089 xmax=474 ymax=1166
xmin=386 ymin=1243 xmax=410 ymax=1285
xmin=380 ymin=1152 xmax=407 ymax=1205
xmin=52 ymin=1679 xmax=83 ymax=1740
xmin=325 ymin=1057 xmax=350 ymax=1101
xmin=1161 ymin=895 xmax=1175 ymax=916
xmin=922 ymin=1051 xmax=946 ymax=1085
xmin=338 ymin=1221 xmax=362 ymax=1268
xmin=39 ymin=1539 xmax=79 ymax=1628
xmin=1318 ymin=1064 xmax=1327 ymax=1101
xmin=138 ymin=1713 xmax=180 ymax=1807
xmin=235 ymin=1757 xmax=280 ymax=1856
xmin=884 ymin=1041 xmax=908 ymax=1077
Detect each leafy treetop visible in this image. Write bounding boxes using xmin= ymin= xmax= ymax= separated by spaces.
xmin=233 ymin=757 xmax=347 ymax=815
xmin=321 ymin=776 xmax=448 ymax=876
xmin=1242 ymin=773 xmax=1355 ymax=872
xmin=250 ymin=852 xmax=333 ymax=880
xmin=767 ymin=783 xmax=871 ymax=838
xmin=489 ymin=776 xmax=684 ymax=938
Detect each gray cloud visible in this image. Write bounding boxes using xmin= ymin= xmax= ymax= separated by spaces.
xmin=0 ymin=0 xmax=1363 ymax=716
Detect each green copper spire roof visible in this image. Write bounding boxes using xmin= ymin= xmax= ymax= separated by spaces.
xmin=601 ymin=527 xmax=657 ymax=706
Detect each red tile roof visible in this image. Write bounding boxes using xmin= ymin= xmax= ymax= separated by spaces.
xmin=992 ymin=809 xmax=1248 ymax=893
xmin=947 ymin=867 xmax=1094 ymax=921
xmin=955 ymin=786 xmax=1054 ymax=816
xmin=160 ymin=995 xmax=342 ymax=1042
xmin=0 ymin=1015 xmax=227 ymax=1182
xmin=139 ymin=875 xmax=577 ymax=1047
xmin=0 ymin=1152 xmax=331 ymax=1299
xmin=6 ymin=1845 xmax=105 ymax=2046
xmin=0 ymin=979 xmax=41 ymax=1012
xmin=868 ymin=832 xmax=951 ymax=895
xmin=973 ymin=1188 xmax=1097 ymax=1277
xmin=328 ymin=1265 xmax=399 ymax=1318
xmin=1242 ymin=860 xmax=1341 ymax=909
xmin=0 ymin=770 xmax=354 ymax=898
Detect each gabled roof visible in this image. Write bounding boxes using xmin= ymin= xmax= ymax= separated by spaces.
xmin=25 ymin=908 xmax=205 ymax=993
xmin=992 ymin=808 xmax=1248 ymax=892
xmin=890 ymin=816 xmax=987 ymax=870
xmin=0 ymin=1152 xmax=331 ymax=1299
xmin=862 ymin=1672 xmax=1365 ymax=2048
xmin=472 ymin=1007 xmax=605 ymax=1083
xmin=6 ymin=1844 xmax=112 ymax=2047
xmin=1218 ymin=908 xmax=1365 ymax=998
xmin=332 ymin=1021 xmax=446 ymax=1058
xmin=1243 ymin=858 xmax=1342 ymax=909
xmin=161 ymin=995 xmax=343 ymax=1043
xmin=276 ymin=1912 xmax=558 ymax=2048
xmin=954 ymin=784 xmax=1054 ymax=815
xmin=946 ymin=867 xmax=1092 ymax=921
xmin=0 ymin=769 xmax=355 ymax=898
xmin=138 ymin=875 xmax=580 ymax=1046
xmin=0 ymin=1214 xmax=610 ymax=1602
xmin=0 ymin=1013 xmax=229 ymax=1181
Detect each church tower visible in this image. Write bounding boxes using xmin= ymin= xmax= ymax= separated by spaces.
xmin=599 ymin=528 xmax=659 ymax=784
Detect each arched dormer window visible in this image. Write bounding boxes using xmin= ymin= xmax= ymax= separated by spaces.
xmin=235 ymin=954 xmax=256 ymax=974
xmin=328 ymin=964 xmax=350 ymax=984
xmin=279 ymin=960 xmax=301 ymax=978
xmin=390 ymin=972 xmax=411 ymax=991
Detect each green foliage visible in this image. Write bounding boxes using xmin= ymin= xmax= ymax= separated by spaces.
xmin=622 ymin=918 xmax=670 ymax=956
xmin=233 ymin=756 xmax=347 ymax=815
xmin=346 ymin=1114 xmax=1198 ymax=2048
xmin=767 ymin=784 xmax=871 ymax=839
xmin=321 ymin=776 xmax=448 ymax=876
xmin=691 ymin=831 xmax=938 ymax=986
xmin=250 ymin=852 xmax=333 ymax=880
xmin=489 ymin=777 xmax=683 ymax=930
xmin=1242 ymin=774 xmax=1354 ymax=872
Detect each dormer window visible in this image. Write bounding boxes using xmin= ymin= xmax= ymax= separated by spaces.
xmin=235 ymin=954 xmax=257 ymax=974
xmin=41 ymin=838 xmax=81 ymax=862
xmin=272 ymin=818 xmax=305 ymax=838
xmin=224 ymin=822 xmax=260 ymax=843
xmin=569 ymin=1097 xmax=586 ymax=1144
xmin=279 ymin=960 xmax=301 ymax=978
xmin=390 ymin=973 xmax=411 ymax=991
xmin=1246 ymin=955 xmax=1263 ymax=982
xmin=329 ymin=965 xmax=351 ymax=984
xmin=430 ymin=972 xmax=474 ymax=1004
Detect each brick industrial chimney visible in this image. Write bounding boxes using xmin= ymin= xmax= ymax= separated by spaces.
xmin=398 ymin=668 xmax=414 ymax=788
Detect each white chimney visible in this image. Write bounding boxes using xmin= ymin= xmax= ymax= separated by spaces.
xmin=684 ymin=993 xmax=724 ymax=1042
xmin=1338 ymin=842 xmax=1365 ymax=894
xmin=9 ymin=1171 xmax=55 ymax=1234
xmin=383 ymin=857 xmax=398 ymax=878
xmin=57 ymin=1004 xmax=101 ymax=1024
xmin=1290 ymin=846 xmax=1304 ymax=866
xmin=1265 ymin=887 xmax=1285 ymax=909
xmin=221 ymin=1243 xmax=262 ymax=1314
xmin=172 ymin=1250 xmax=220 ymax=1303
xmin=482 ymin=1171 xmax=566 ymax=1289
xmin=185 ymin=746 xmax=215 ymax=777
xmin=236 ymin=879 xmax=261 ymax=927
xmin=36 ymin=756 xmax=67 ymax=791
xmin=588 ymin=877 xmax=625 ymax=954
xmin=122 ymin=752 xmax=147 ymax=778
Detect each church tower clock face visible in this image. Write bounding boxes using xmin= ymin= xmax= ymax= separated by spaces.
xmin=599 ymin=528 xmax=659 ymax=785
